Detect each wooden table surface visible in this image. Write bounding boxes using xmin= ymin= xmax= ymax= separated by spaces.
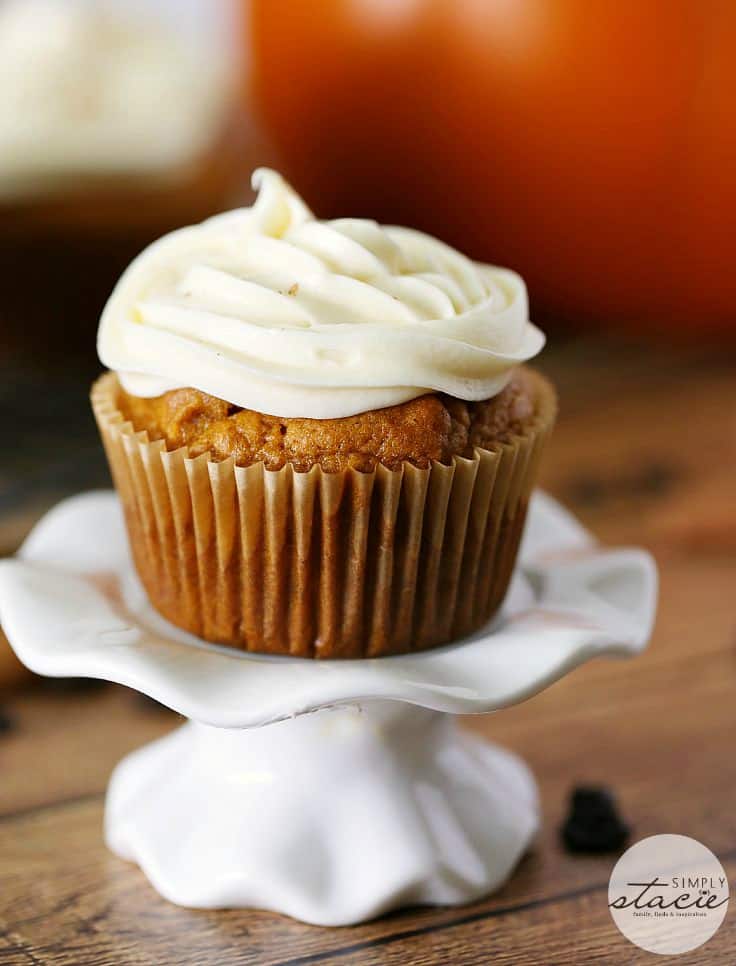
xmin=1 ymin=339 xmax=735 ymax=965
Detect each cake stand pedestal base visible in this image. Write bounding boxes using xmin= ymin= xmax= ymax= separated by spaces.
xmin=105 ymin=701 xmax=538 ymax=926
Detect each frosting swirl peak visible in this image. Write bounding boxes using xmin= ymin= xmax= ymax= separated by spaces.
xmin=99 ymin=169 xmax=544 ymax=419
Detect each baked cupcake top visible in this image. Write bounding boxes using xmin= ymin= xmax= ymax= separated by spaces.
xmin=98 ymin=169 xmax=544 ymax=420
xmin=114 ymin=368 xmax=547 ymax=473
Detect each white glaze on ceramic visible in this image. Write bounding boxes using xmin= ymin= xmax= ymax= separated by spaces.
xmin=0 ymin=491 xmax=657 ymax=924
xmin=105 ymin=705 xmax=539 ymax=924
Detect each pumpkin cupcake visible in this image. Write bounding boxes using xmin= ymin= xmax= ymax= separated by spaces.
xmin=93 ymin=169 xmax=555 ymax=658
xmin=0 ymin=0 xmax=243 ymax=356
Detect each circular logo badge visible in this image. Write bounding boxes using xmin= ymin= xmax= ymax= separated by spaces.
xmin=608 ymin=834 xmax=729 ymax=955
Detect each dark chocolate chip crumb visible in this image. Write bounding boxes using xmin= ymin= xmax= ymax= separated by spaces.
xmin=561 ymin=785 xmax=630 ymax=854
xmin=0 ymin=708 xmax=14 ymax=733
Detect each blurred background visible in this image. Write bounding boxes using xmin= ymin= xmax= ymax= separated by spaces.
xmin=1 ymin=0 xmax=735 ymax=911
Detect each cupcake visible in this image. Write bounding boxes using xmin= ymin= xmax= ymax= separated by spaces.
xmin=93 ymin=169 xmax=555 ymax=658
xmin=0 ymin=0 xmax=244 ymax=359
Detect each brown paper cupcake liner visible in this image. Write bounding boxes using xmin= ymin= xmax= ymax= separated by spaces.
xmin=91 ymin=371 xmax=556 ymax=659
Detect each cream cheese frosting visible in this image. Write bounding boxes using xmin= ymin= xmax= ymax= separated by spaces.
xmin=98 ymin=169 xmax=545 ymax=419
xmin=0 ymin=0 xmax=232 ymax=199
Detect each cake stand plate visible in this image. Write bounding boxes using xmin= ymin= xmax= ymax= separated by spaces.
xmin=0 ymin=491 xmax=657 ymax=926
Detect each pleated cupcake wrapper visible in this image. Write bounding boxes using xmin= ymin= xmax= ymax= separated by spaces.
xmin=92 ymin=372 xmax=556 ymax=658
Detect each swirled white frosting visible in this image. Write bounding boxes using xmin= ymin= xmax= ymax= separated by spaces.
xmin=99 ymin=169 xmax=545 ymax=419
xmin=0 ymin=0 xmax=231 ymax=198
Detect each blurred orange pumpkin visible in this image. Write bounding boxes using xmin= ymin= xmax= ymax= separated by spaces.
xmin=250 ymin=0 xmax=736 ymax=332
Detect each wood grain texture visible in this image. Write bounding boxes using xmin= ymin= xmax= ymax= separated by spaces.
xmin=1 ymin=340 xmax=735 ymax=964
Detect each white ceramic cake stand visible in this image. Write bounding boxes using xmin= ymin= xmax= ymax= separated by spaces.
xmin=0 ymin=490 xmax=656 ymax=926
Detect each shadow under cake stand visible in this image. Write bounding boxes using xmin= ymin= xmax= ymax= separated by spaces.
xmin=0 ymin=491 xmax=657 ymax=927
